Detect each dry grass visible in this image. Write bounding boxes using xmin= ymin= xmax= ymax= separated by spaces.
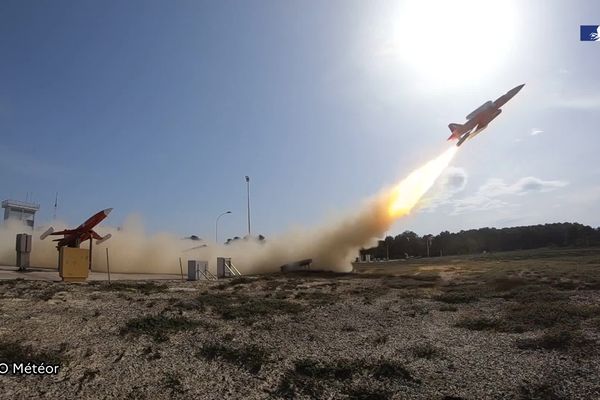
xmin=0 ymin=340 xmax=67 ymax=366
xmin=274 ymin=358 xmax=418 ymax=398
xmin=120 ymin=315 xmax=206 ymax=342
xmin=92 ymin=281 xmax=168 ymax=294
xmin=197 ymin=342 xmax=270 ymax=374
xmin=2 ymin=246 xmax=600 ymax=399
xmin=516 ymin=329 xmax=594 ymax=351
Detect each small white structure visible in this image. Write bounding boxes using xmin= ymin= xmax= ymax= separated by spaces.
xmin=216 ymin=257 xmax=241 ymax=278
xmin=15 ymin=233 xmax=32 ymax=271
xmin=187 ymin=260 xmax=211 ymax=281
xmin=2 ymin=199 xmax=40 ymax=229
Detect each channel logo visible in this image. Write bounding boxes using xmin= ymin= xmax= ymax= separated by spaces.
xmin=580 ymin=25 xmax=600 ymax=41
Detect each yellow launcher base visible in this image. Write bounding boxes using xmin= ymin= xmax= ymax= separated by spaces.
xmin=59 ymin=247 xmax=89 ymax=282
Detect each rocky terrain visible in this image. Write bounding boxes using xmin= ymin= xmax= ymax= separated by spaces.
xmin=1 ymin=247 xmax=600 ymax=399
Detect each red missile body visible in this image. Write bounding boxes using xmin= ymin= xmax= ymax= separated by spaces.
xmin=40 ymin=208 xmax=113 ymax=248
xmin=448 ymin=84 xmax=525 ymax=147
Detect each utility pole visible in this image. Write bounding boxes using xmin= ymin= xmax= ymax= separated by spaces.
xmin=53 ymin=192 xmax=58 ymax=220
xmin=245 ymin=176 xmax=251 ymax=236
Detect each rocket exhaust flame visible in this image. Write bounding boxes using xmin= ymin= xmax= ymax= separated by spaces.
xmin=237 ymin=146 xmax=459 ymax=271
xmin=0 ymin=147 xmax=458 ymax=273
xmin=387 ymin=146 xmax=458 ymax=218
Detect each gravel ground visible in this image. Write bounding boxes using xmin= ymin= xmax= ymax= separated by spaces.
xmin=1 ymin=248 xmax=600 ymax=399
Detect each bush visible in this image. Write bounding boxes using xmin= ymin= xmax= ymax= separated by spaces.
xmin=294 ymin=359 xmax=360 ymax=381
xmin=0 ymin=340 xmax=66 ymax=365
xmin=120 ymin=315 xmax=203 ymax=342
xmin=499 ymin=286 xmax=568 ymax=303
xmin=505 ymin=302 xmax=600 ymax=331
xmin=198 ymin=343 xmax=269 ymax=374
xmin=491 ymin=277 xmax=528 ymax=291
xmin=94 ymin=282 xmax=168 ymax=295
xmin=411 ymin=343 xmax=442 ymax=359
xmin=516 ymin=330 xmax=593 ymax=351
xmin=274 ymin=358 xmax=418 ymax=399
xmin=519 ymin=382 xmax=565 ymax=400
xmin=294 ymin=291 xmax=337 ymax=305
xmin=346 ymin=387 xmax=393 ymax=400
xmin=434 ymin=292 xmax=479 ymax=304
xmin=221 ymin=298 xmax=304 ymax=321
xmin=455 ymin=317 xmax=502 ymax=331
xmin=372 ymin=360 xmax=418 ymax=382
xmin=197 ymin=293 xmax=304 ymax=322
xmin=439 ymin=305 xmax=458 ymax=312
xmin=162 ymin=372 xmax=185 ymax=394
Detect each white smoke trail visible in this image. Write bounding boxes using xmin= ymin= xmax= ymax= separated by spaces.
xmin=0 ymin=147 xmax=457 ymax=274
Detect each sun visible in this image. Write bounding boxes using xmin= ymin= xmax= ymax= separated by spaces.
xmin=382 ymin=0 xmax=518 ymax=89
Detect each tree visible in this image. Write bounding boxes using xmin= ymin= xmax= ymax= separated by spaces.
xmin=363 ymin=223 xmax=600 ymax=258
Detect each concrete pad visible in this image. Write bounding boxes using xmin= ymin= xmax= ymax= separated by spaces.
xmin=0 ymin=265 xmax=184 ymax=281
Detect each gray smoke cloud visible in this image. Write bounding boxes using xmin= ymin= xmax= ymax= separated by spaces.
xmin=0 ymin=194 xmax=392 ymax=274
xmin=0 ymin=148 xmax=457 ymax=275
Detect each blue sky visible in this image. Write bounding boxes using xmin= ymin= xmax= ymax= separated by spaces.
xmin=1 ymin=0 xmax=599 ymax=241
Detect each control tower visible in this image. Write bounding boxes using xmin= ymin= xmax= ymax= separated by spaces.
xmin=2 ymin=199 xmax=40 ymax=229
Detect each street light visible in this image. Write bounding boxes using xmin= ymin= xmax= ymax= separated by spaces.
xmin=215 ymin=211 xmax=232 ymax=244
xmin=245 ymin=175 xmax=251 ymax=236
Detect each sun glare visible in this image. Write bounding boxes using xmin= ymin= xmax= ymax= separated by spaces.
xmin=384 ymin=0 xmax=518 ymax=88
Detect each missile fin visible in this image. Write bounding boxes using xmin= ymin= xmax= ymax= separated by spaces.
xmin=40 ymin=227 xmax=55 ymax=240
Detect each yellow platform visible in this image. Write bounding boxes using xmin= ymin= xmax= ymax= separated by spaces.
xmin=59 ymin=247 xmax=89 ymax=282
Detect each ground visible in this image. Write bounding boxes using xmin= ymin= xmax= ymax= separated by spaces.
xmin=1 ymin=247 xmax=600 ymax=399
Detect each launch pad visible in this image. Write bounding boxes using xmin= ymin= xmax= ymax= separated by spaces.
xmin=0 ymin=265 xmax=182 ymax=282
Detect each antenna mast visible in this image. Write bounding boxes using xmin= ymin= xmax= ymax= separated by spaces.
xmin=53 ymin=192 xmax=58 ymax=220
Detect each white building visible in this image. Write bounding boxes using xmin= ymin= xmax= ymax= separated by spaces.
xmin=2 ymin=199 xmax=40 ymax=229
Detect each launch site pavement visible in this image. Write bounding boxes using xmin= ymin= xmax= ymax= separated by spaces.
xmin=0 ymin=265 xmax=181 ymax=282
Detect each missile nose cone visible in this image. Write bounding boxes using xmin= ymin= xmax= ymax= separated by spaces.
xmin=505 ymin=84 xmax=525 ymax=99
xmin=510 ymin=84 xmax=525 ymax=95
xmin=103 ymin=208 xmax=113 ymax=216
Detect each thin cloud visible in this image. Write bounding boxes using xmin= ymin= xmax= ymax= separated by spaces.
xmin=450 ymin=177 xmax=568 ymax=215
xmin=530 ymin=128 xmax=544 ymax=136
xmin=509 ymin=177 xmax=568 ymax=194
xmin=420 ymin=167 xmax=467 ymax=212
xmin=553 ymin=95 xmax=600 ymax=110
xmin=451 ymin=197 xmax=512 ymax=215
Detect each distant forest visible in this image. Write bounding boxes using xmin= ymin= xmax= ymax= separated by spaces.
xmin=361 ymin=223 xmax=600 ymax=260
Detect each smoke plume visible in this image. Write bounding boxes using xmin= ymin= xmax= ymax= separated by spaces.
xmin=0 ymin=147 xmax=457 ymax=275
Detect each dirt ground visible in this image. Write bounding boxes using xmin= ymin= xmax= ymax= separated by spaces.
xmin=1 ymin=247 xmax=600 ymax=399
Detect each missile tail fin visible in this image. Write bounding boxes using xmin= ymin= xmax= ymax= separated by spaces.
xmin=448 ymin=123 xmax=462 ymax=132
xmin=448 ymin=123 xmax=463 ymax=140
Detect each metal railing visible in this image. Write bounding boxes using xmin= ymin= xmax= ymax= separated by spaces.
xmin=224 ymin=259 xmax=241 ymax=276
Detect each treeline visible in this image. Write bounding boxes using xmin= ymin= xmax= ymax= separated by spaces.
xmin=361 ymin=223 xmax=600 ymax=259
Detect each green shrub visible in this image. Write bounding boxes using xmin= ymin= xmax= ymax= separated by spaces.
xmin=198 ymin=343 xmax=269 ymax=374
xmin=0 ymin=340 xmax=66 ymax=365
xmin=120 ymin=315 xmax=203 ymax=342
xmin=411 ymin=343 xmax=442 ymax=359
xmin=516 ymin=330 xmax=592 ymax=351
xmin=434 ymin=292 xmax=479 ymax=304
xmin=455 ymin=317 xmax=502 ymax=331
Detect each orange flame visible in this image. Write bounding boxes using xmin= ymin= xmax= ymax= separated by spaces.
xmin=387 ymin=146 xmax=458 ymax=218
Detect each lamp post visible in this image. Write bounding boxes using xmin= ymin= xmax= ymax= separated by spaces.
xmin=215 ymin=211 xmax=232 ymax=244
xmin=245 ymin=176 xmax=251 ymax=236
